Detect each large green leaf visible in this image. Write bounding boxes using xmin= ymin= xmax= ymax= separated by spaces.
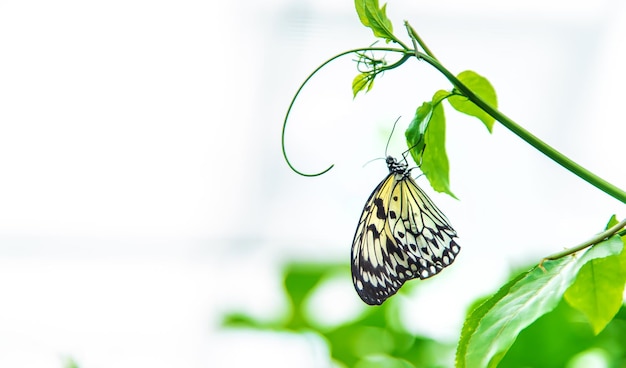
xmin=420 ymin=102 xmax=454 ymax=197
xmin=354 ymin=0 xmax=395 ymax=43
xmin=497 ymin=299 xmax=597 ymax=368
xmin=448 ymin=70 xmax=497 ymax=132
xmin=564 ymin=216 xmax=626 ymax=334
xmin=564 ymin=250 xmax=626 ymax=334
xmin=456 ymin=236 xmax=624 ymax=368
xmin=406 ymin=90 xmax=455 ymax=197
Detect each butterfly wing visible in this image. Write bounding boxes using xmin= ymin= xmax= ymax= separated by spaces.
xmin=351 ymin=171 xmax=460 ymax=305
xmin=391 ymin=176 xmax=460 ymax=280
xmin=351 ymin=173 xmax=403 ymax=305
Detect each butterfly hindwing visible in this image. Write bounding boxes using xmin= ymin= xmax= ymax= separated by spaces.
xmin=351 ymin=156 xmax=461 ymax=305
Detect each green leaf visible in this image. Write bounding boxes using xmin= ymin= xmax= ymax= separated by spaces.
xmin=421 ymin=103 xmax=455 ymax=197
xmin=564 ymin=247 xmax=626 ymax=334
xmin=498 ymin=299 xmax=597 ymax=367
xmin=221 ymin=313 xmax=281 ymax=329
xmin=605 ymin=214 xmax=626 ymax=271
xmin=456 ymin=236 xmax=624 ymax=368
xmin=354 ymin=0 xmax=395 ymax=43
xmin=456 ymin=271 xmax=528 ymax=368
xmin=606 ymin=214 xmax=619 ymax=228
xmin=63 ymin=357 xmax=80 ymax=368
xmin=448 ymin=70 xmax=497 ymax=132
xmin=283 ymin=263 xmax=344 ymax=329
xmin=355 ymin=355 xmax=415 ymax=368
xmin=354 ymin=0 xmax=369 ymax=28
xmin=406 ymin=90 xmax=455 ymax=197
xmin=564 ymin=217 xmax=626 ymax=335
xmin=353 ymin=72 xmax=374 ymax=98
xmin=283 ymin=263 xmax=334 ymax=311
xmin=405 ymin=101 xmax=433 ymax=165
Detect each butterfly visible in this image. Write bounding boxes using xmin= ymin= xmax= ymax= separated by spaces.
xmin=351 ymin=156 xmax=460 ymax=305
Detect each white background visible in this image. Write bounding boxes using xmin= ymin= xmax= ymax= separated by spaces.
xmin=0 ymin=0 xmax=625 ymax=367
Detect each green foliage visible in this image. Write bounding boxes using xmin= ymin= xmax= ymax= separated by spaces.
xmin=222 ymin=263 xmax=455 ymax=367
xmin=564 ymin=248 xmax=626 ymax=334
xmin=456 ymin=235 xmax=625 ymax=368
xmin=282 ymin=0 xmax=626 ymax=366
xmin=406 ymin=91 xmax=455 ymax=197
xmin=497 ymin=300 xmax=625 ymax=368
xmin=404 ymin=102 xmax=430 ymax=163
xmin=63 ymin=357 xmax=80 ymax=368
xmin=353 ymin=72 xmax=375 ymax=98
xmin=353 ymin=1 xmax=498 ymax=198
xmin=221 ymin=243 xmax=626 ymax=367
xmin=448 ymin=71 xmax=497 ymax=132
xmin=354 ymin=0 xmax=396 ymax=44
xmin=564 ymin=215 xmax=626 ymax=334
xmin=404 ymin=71 xmax=495 ymax=197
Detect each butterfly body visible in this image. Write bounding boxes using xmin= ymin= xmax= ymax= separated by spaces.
xmin=351 ymin=156 xmax=460 ymax=305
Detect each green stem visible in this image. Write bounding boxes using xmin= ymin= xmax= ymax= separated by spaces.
xmin=542 ymin=218 xmax=626 ymax=261
xmin=283 ymin=42 xmax=626 ymax=203
xmin=417 ymin=52 xmax=626 ymax=204
xmin=404 ymin=21 xmax=437 ymax=61
xmin=282 ymin=47 xmax=409 ymax=177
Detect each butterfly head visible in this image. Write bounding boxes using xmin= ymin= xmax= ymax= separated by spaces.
xmin=385 ymin=156 xmax=409 ymax=176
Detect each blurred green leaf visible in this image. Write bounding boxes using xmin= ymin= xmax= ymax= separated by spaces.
xmin=63 ymin=357 xmax=80 ymax=368
xmin=448 ymin=70 xmax=497 ymax=132
xmin=457 ymin=236 xmax=624 ymax=368
xmin=221 ymin=261 xmax=455 ymax=367
xmin=221 ymin=313 xmax=282 ymax=330
xmin=284 ymin=263 xmax=327 ymax=308
xmin=353 ymin=72 xmax=374 ymax=98
xmin=351 ymin=327 xmax=396 ymax=357
xmin=354 ymin=0 xmax=395 ymax=43
xmin=283 ymin=263 xmax=346 ymax=329
xmin=355 ymin=355 xmax=416 ymax=368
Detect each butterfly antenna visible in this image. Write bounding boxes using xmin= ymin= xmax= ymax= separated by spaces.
xmin=362 ymin=157 xmax=386 ymax=168
xmin=384 ymin=116 xmax=402 ymax=157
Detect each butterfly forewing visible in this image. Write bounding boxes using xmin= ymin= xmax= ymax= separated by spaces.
xmin=351 ymin=156 xmax=460 ymax=305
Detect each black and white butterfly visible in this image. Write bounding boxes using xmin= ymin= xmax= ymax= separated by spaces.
xmin=351 ymin=156 xmax=460 ymax=305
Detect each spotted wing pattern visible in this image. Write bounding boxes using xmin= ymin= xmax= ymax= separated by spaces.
xmin=351 ymin=156 xmax=461 ymax=305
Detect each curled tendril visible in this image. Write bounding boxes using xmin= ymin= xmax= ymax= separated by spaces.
xmin=282 ymin=47 xmax=409 ymax=177
xmin=354 ymin=50 xmax=387 ymax=74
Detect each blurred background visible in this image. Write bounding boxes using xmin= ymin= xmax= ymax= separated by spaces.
xmin=0 ymin=0 xmax=625 ymax=367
